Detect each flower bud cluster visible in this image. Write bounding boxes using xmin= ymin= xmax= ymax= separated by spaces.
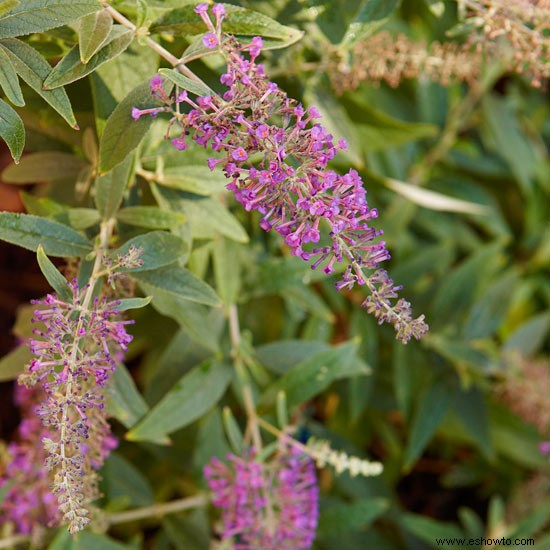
xmin=204 ymin=441 xmax=319 ymax=549
xmin=18 ymin=279 xmax=130 ymax=533
xmin=138 ymin=3 xmax=428 ymax=343
xmin=0 ymin=386 xmax=59 ymax=535
xmin=307 ymin=437 xmax=383 ymax=477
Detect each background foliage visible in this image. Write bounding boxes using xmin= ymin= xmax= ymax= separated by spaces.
xmin=0 ymin=0 xmax=548 ymax=548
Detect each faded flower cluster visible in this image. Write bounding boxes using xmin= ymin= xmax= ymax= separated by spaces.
xmin=135 ymin=2 xmax=428 ymax=343
xmin=329 ymin=0 xmax=549 ymax=92
xmin=204 ymin=442 xmax=319 ymax=549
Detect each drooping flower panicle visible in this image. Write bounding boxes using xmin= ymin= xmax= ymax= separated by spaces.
xmin=139 ymin=3 xmax=428 ymax=343
xmin=204 ymin=442 xmax=319 ymax=549
xmin=17 ymin=279 xmax=131 ymax=533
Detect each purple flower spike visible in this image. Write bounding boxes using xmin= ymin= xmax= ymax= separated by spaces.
xmin=204 ymin=442 xmax=319 ymax=549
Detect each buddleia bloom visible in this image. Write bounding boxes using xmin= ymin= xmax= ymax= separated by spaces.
xmin=0 ymin=386 xmax=59 ymax=535
xmin=204 ymin=442 xmax=319 ymax=549
xmin=17 ymin=280 xmax=131 ymax=533
xmin=135 ymin=3 xmax=428 ymax=343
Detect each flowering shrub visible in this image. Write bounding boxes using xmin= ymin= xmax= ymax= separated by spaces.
xmin=0 ymin=0 xmax=548 ymax=548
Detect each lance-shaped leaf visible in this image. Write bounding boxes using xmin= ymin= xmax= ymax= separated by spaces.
xmin=157 ymin=68 xmax=213 ymax=97
xmin=1 ymin=151 xmax=88 ymax=183
xmin=132 ymin=263 xmax=220 ymax=307
xmin=0 ymin=0 xmax=100 ymax=39
xmin=0 ymin=0 xmax=20 ymax=18
xmin=78 ymin=9 xmax=113 ymax=63
xmin=0 ymin=46 xmax=23 ymax=106
xmin=259 ymin=340 xmax=370 ymax=409
xmin=94 ymin=152 xmax=134 ymax=219
xmin=115 ymin=231 xmax=188 ymax=272
xmin=36 ymin=245 xmax=72 ymax=301
xmin=99 ymin=78 xmax=173 ymax=172
xmin=340 ymin=0 xmax=400 ymax=46
xmin=0 ymin=98 xmax=24 ymax=162
xmin=151 ymin=4 xmax=302 ymax=49
xmin=116 ymin=206 xmax=186 ymax=229
xmin=44 ymin=26 xmax=133 ymax=89
xmin=126 ymin=360 xmax=232 ymax=444
xmin=0 ymin=38 xmax=77 ymax=128
xmin=0 ymin=344 xmax=31 ymax=382
xmin=0 ymin=212 xmax=92 ymax=256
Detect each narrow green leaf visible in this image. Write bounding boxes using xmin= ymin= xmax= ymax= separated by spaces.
xmin=0 ymin=98 xmax=24 ymax=161
xmin=132 ymin=263 xmax=220 ymax=306
xmin=94 ymin=152 xmax=135 ymax=219
xmin=212 ymin=237 xmax=241 ymax=306
xmin=256 ymin=340 xmax=329 ymax=375
xmin=0 ymin=344 xmax=31 ymax=382
xmin=0 ymin=47 xmax=23 ymax=106
xmin=36 ymin=245 xmax=72 ymax=301
xmin=99 ymin=78 xmax=173 ymax=172
xmin=259 ymin=340 xmax=369 ymax=409
xmin=503 ymin=311 xmax=550 ymax=356
xmin=154 ymin=165 xmax=228 ymax=196
xmin=341 ymin=0 xmax=400 ymax=46
xmin=116 ymin=296 xmax=151 ymax=311
xmin=404 ymin=381 xmax=453 ymax=470
xmin=0 ymin=212 xmax=92 ymax=256
xmin=0 ymin=0 xmax=100 ymax=39
xmin=116 ymin=206 xmax=185 ymax=229
xmin=318 ymin=498 xmax=389 ymax=537
xmin=79 ymin=9 xmax=113 ymax=63
xmin=44 ymin=26 xmax=133 ymax=89
xmin=53 ymin=208 xmax=100 ymax=231
xmin=222 ymin=406 xmax=244 ymax=455
xmin=116 ymin=231 xmax=188 ymax=272
xmin=127 ymin=360 xmax=232 ymax=443
xmin=151 ymin=4 xmax=303 ymax=49
xmin=0 ymin=38 xmax=77 ymax=128
xmin=401 ymin=513 xmax=465 ymax=543
xmin=106 ymin=363 xmax=149 ymax=429
xmin=2 ymin=152 xmax=88 ymax=183
xmin=0 ymin=0 xmax=19 ymax=18
xmin=157 ymin=68 xmax=213 ymax=97
xmin=385 ymin=178 xmax=489 ymax=215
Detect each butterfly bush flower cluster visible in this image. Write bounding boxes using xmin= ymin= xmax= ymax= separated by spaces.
xmin=204 ymin=441 xmax=319 ymax=549
xmin=134 ymin=3 xmax=428 ymax=343
xmin=0 ymin=385 xmax=59 ymax=534
xmin=14 ymin=274 xmax=134 ymax=534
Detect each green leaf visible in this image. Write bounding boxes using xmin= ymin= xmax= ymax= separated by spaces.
xmin=99 ymin=78 xmax=173 ymax=172
xmin=0 ymin=0 xmax=19 ymax=18
xmin=0 ymin=212 xmax=92 ymax=256
xmin=400 ymin=513 xmax=465 ymax=545
xmin=403 ymin=381 xmax=453 ymax=470
xmin=2 ymin=152 xmax=88 ymax=183
xmin=94 ymin=152 xmax=135 ymax=219
xmin=503 ymin=311 xmax=550 ymax=356
xmin=0 ymin=98 xmax=24 ymax=161
xmin=144 ymin=290 xmax=220 ymax=353
xmin=453 ymin=386 xmax=493 ymax=460
xmin=106 ymin=363 xmax=149 ymax=429
xmin=0 ymin=0 xmax=100 ymax=39
xmin=0 ymin=344 xmax=31 ymax=382
xmin=153 ymin=165 xmax=228 ymax=196
xmin=151 ymin=4 xmax=303 ymax=49
xmin=116 ymin=296 xmax=151 ymax=311
xmin=44 ymin=26 xmax=133 ymax=89
xmin=102 ymin=453 xmax=154 ymax=507
xmin=222 ymin=406 xmax=244 ymax=455
xmin=116 ymin=206 xmax=185 ymax=229
xmin=0 ymin=46 xmax=24 ymax=106
xmin=78 ymin=9 xmax=113 ymax=64
xmin=127 ymin=360 xmax=232 ymax=444
xmin=152 ymin=185 xmax=249 ymax=243
xmin=0 ymin=38 xmax=77 ymax=128
xmin=259 ymin=340 xmax=369 ymax=409
xmin=212 ymin=237 xmax=241 ymax=306
xmin=256 ymin=340 xmax=329 ymax=374
xmin=340 ymin=0 xmax=400 ymax=46
xmin=132 ymin=263 xmax=220 ymax=306
xmin=157 ymin=68 xmax=213 ymax=97
xmin=318 ymin=498 xmax=389 ymax=537
xmin=49 ymin=530 xmax=134 ymax=550
xmin=116 ymin=231 xmax=188 ymax=272
xmin=385 ymin=178 xmax=489 ymax=215
xmin=36 ymin=245 xmax=72 ymax=301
